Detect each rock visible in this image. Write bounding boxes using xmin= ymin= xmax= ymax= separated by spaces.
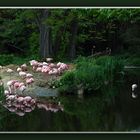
xmin=17 ymin=87 xmax=58 ymax=98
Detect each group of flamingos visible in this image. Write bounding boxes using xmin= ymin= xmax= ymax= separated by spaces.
xmin=0 ymin=59 xmax=68 ymax=116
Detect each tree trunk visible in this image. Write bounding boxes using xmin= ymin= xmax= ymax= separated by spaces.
xmin=53 ymin=28 xmax=63 ymax=56
xmin=68 ymin=18 xmax=78 ymax=60
xmin=36 ymin=9 xmax=52 ymax=59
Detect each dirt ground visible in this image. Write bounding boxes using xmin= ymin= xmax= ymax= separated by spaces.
xmin=0 ymin=63 xmax=74 ymax=97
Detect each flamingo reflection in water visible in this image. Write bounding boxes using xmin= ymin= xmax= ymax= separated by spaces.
xmin=2 ymin=95 xmax=64 ymax=116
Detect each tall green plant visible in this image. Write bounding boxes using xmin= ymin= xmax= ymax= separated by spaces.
xmin=58 ymin=56 xmax=124 ymax=94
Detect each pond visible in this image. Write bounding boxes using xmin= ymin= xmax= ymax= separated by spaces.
xmin=0 ymin=69 xmax=140 ymax=132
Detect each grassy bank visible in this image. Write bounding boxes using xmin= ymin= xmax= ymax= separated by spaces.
xmin=55 ymin=56 xmax=124 ymax=94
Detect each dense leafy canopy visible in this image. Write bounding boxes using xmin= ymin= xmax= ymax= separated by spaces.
xmin=0 ymin=9 xmax=140 ymax=60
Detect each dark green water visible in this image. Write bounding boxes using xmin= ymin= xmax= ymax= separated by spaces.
xmin=0 ymin=70 xmax=140 ymax=132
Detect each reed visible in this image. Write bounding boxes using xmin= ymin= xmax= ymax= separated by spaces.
xmin=58 ymin=56 xmax=124 ymax=93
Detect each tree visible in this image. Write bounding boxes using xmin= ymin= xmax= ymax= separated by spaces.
xmin=35 ymin=9 xmax=53 ymax=59
xmin=68 ymin=11 xmax=78 ymax=59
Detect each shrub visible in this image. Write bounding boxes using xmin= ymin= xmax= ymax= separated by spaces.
xmin=58 ymin=56 xmax=124 ymax=94
xmin=0 ymin=54 xmax=14 ymax=65
xmin=0 ymin=54 xmax=40 ymax=66
xmin=59 ymin=71 xmax=76 ymax=93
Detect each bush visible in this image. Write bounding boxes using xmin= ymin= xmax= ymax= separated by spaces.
xmin=58 ymin=71 xmax=77 ymax=93
xmin=58 ymin=56 xmax=124 ymax=94
xmin=0 ymin=54 xmax=40 ymax=66
xmin=0 ymin=54 xmax=14 ymax=65
xmin=96 ymin=56 xmax=124 ymax=81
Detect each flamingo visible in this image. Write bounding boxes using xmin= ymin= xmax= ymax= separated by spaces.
xmin=23 ymin=96 xmax=32 ymax=106
xmin=17 ymin=67 xmax=22 ymax=72
xmin=0 ymin=65 xmax=3 ymax=74
xmin=7 ymin=68 xmax=13 ymax=79
xmin=26 ymin=73 xmax=33 ymax=78
xmin=19 ymin=71 xmax=27 ymax=79
xmin=42 ymin=62 xmax=48 ymax=66
xmin=26 ymin=77 xmax=34 ymax=87
xmin=46 ymin=58 xmax=53 ymax=63
xmin=21 ymin=64 xmax=27 ymax=71
xmin=7 ymin=80 xmax=18 ymax=93
xmin=18 ymin=84 xmax=27 ymax=94
xmin=4 ymin=90 xmax=10 ymax=96
xmin=6 ymin=95 xmax=17 ymax=102
xmin=36 ymin=67 xmax=42 ymax=72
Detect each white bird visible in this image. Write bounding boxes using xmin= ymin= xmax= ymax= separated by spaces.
xmin=132 ymin=84 xmax=137 ymax=91
xmin=132 ymin=92 xmax=137 ymax=98
xmin=6 ymin=95 xmax=17 ymax=101
xmin=36 ymin=67 xmax=42 ymax=72
xmin=17 ymin=67 xmax=22 ymax=72
xmin=19 ymin=71 xmax=27 ymax=78
xmin=0 ymin=65 xmax=3 ymax=73
xmin=7 ymin=68 xmax=13 ymax=79
xmin=4 ymin=90 xmax=10 ymax=96
xmin=7 ymin=68 xmax=13 ymax=73
xmin=0 ymin=79 xmax=3 ymax=86
xmin=21 ymin=64 xmax=27 ymax=71
xmin=57 ymin=62 xmax=62 ymax=67
xmin=46 ymin=58 xmax=53 ymax=63
xmin=26 ymin=73 xmax=33 ymax=78
xmin=7 ymin=80 xmax=18 ymax=93
xmin=42 ymin=62 xmax=48 ymax=66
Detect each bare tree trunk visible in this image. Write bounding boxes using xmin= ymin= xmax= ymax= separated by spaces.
xmin=68 ymin=18 xmax=78 ymax=60
xmin=36 ymin=9 xmax=52 ymax=59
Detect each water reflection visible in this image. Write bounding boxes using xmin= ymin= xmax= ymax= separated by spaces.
xmin=2 ymin=95 xmax=64 ymax=117
xmin=0 ymin=69 xmax=139 ymax=131
xmin=2 ymin=95 xmax=36 ymax=116
xmin=37 ymin=101 xmax=63 ymax=113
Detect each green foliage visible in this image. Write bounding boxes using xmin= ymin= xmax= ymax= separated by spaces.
xmin=74 ymin=60 xmax=104 ymax=90
xmin=118 ymin=52 xmax=140 ymax=66
xmin=0 ymin=54 xmax=39 ymax=66
xmin=0 ymin=9 xmax=140 ymax=60
xmin=0 ymin=54 xmax=14 ymax=65
xmin=58 ymin=71 xmax=76 ymax=93
xmin=58 ymin=56 xmax=124 ymax=94
xmin=125 ymin=57 xmax=140 ymax=66
xmin=95 ymin=56 xmax=124 ymax=81
xmin=28 ymin=32 xmax=39 ymax=55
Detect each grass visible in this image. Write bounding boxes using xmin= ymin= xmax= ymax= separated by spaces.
xmin=117 ymin=52 xmax=140 ymax=66
xmin=57 ymin=56 xmax=124 ymax=94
